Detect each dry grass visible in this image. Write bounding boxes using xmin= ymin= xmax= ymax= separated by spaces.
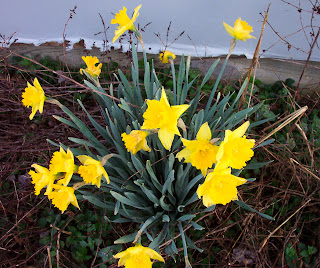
xmin=0 ymin=57 xmax=319 ymax=267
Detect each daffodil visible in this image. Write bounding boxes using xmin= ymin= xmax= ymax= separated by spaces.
xmin=216 ymin=121 xmax=255 ymax=169
xmin=49 ymin=147 xmax=77 ymax=186
xmin=114 ymin=243 xmax=164 ymax=268
xmin=141 ymin=88 xmax=189 ymax=150
xmin=47 ymin=184 xmax=79 ymax=213
xmin=159 ymin=50 xmax=176 ymax=64
xmin=121 ymin=130 xmax=151 ymax=154
xmin=22 ymin=78 xmax=46 ymax=120
xmin=29 ymin=164 xmax=56 ymax=195
xmin=77 ymin=155 xmax=110 ymax=188
xmin=80 ymin=56 xmax=102 ymax=78
xmin=223 ymin=18 xmax=256 ymax=41
xmin=177 ymin=122 xmax=219 ymax=176
xmin=197 ymin=165 xmax=247 ymax=207
xmin=111 ymin=5 xmax=141 ymax=43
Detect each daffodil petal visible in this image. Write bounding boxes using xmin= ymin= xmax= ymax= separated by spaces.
xmin=233 ymin=121 xmax=250 ymax=137
xmin=144 ymin=247 xmax=165 ymax=262
xmin=196 ymin=122 xmax=211 ymax=141
xmin=158 ymin=128 xmax=175 ymax=150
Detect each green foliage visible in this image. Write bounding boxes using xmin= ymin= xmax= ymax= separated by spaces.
xmin=49 ymin=42 xmax=273 ymax=266
xmin=285 ymin=242 xmax=317 ymax=267
xmin=38 ymin=207 xmax=114 ymax=267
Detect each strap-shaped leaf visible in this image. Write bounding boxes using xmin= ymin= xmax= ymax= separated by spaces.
xmin=175 ymin=163 xmax=192 ymax=200
xmin=110 ymin=191 xmax=152 ymax=211
xmin=179 ymin=174 xmax=203 ymax=204
xmin=144 ymin=61 xmax=152 ymax=99
xmin=116 ymin=70 xmax=134 ymax=101
xmin=177 ymin=222 xmax=190 ymax=265
xmin=146 ymin=160 xmax=162 ymax=192
xmin=82 ymin=195 xmax=114 ymax=210
xmin=170 ymin=61 xmax=177 ymax=105
xmin=184 ymin=192 xmax=199 ymax=206
xmin=204 ymin=57 xmax=229 ymax=115
xmin=180 ymin=76 xmax=197 ymax=105
xmin=134 ymin=212 xmax=163 ymax=243
xmin=160 ymin=196 xmax=173 ymax=211
xmin=177 ymin=214 xmax=195 ymax=222
xmin=164 ymin=153 xmax=175 ymax=179
xmin=46 ymin=139 xmax=85 ymax=155
xmin=190 ymin=221 xmax=204 ymax=231
xmin=53 ymin=115 xmax=77 ymax=129
xmin=118 ymin=98 xmax=137 ymax=121
xmin=60 ymin=104 xmax=109 ymax=153
xmin=114 ymin=232 xmax=138 ymax=244
xmin=134 ymin=181 xmax=159 ymax=206
xmin=77 ymin=100 xmax=112 ymax=144
xmin=149 ymin=222 xmax=169 ymax=250
xmin=114 ymin=200 xmax=120 ymax=215
xmin=185 ymin=234 xmax=203 ymax=253
xmin=235 ymin=200 xmax=275 ymax=220
xmin=254 ymin=139 xmax=275 ymax=149
xmin=177 ymin=55 xmax=185 ymax=105
xmin=244 ymin=160 xmax=273 ymax=169
xmin=162 ymin=170 xmax=175 ymax=196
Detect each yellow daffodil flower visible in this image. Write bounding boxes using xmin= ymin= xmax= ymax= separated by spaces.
xmin=22 ymin=78 xmax=46 ymax=120
xmin=49 ymin=147 xmax=77 ymax=186
xmin=80 ymin=56 xmax=102 ymax=78
xmin=121 ymin=130 xmax=151 ymax=154
xmin=47 ymin=184 xmax=79 ymax=213
xmin=177 ymin=122 xmax=219 ymax=176
xmin=223 ymin=18 xmax=256 ymax=41
xmin=141 ymin=88 xmax=189 ymax=150
xmin=29 ymin=164 xmax=55 ymax=195
xmin=77 ymin=155 xmax=110 ymax=188
xmin=111 ymin=5 xmax=142 ymax=43
xmin=197 ymin=165 xmax=247 ymax=207
xmin=114 ymin=243 xmax=165 ymax=268
xmin=159 ymin=50 xmax=176 ymax=64
xmin=216 ymin=121 xmax=255 ymax=169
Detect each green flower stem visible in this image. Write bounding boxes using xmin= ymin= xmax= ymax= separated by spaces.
xmin=134 ymin=28 xmax=145 ymax=51
xmin=170 ymin=61 xmax=177 ymax=105
xmin=45 ymin=98 xmax=63 ymax=108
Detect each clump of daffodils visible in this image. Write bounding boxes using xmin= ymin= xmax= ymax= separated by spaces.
xmin=23 ymin=5 xmax=271 ymax=267
xmin=29 ymin=146 xmax=111 ymax=213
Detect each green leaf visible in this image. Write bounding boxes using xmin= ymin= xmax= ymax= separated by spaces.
xmin=185 ymin=234 xmax=203 ymax=253
xmin=53 ymin=115 xmax=77 ymax=129
xmin=254 ymin=139 xmax=275 ymax=149
xmin=245 ymin=160 xmax=273 ymax=170
xmin=177 ymin=214 xmax=195 ymax=222
xmin=114 ymin=232 xmax=138 ymax=244
xmin=146 ymin=160 xmax=162 ymax=192
xmin=82 ymin=195 xmax=114 ymax=210
xmin=190 ymin=221 xmax=204 ymax=231
xmin=179 ymin=174 xmax=203 ymax=203
xmin=235 ymin=200 xmax=275 ymax=220
xmin=114 ymin=200 xmax=120 ymax=215
xmin=110 ymin=191 xmax=152 ymax=211
xmin=149 ymin=223 xmax=169 ymax=250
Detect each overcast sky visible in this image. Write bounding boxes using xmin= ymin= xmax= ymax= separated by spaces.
xmin=2 ymin=0 xmax=319 ymax=60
